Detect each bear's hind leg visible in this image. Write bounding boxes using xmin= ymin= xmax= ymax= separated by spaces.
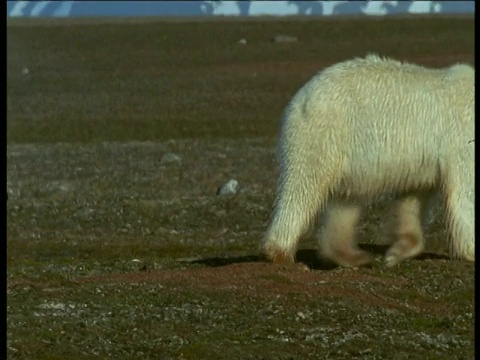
xmin=262 ymin=169 xmax=334 ymax=265
xmin=262 ymin=185 xmax=325 ymax=265
xmin=318 ymin=203 xmax=373 ymax=267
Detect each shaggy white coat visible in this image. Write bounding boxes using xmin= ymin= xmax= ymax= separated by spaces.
xmin=263 ymin=54 xmax=474 ymax=267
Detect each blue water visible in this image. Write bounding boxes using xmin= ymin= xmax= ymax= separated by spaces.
xmin=6 ymin=1 xmax=475 ymax=18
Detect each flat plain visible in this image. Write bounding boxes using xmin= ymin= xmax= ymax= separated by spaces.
xmin=7 ymin=16 xmax=474 ymax=359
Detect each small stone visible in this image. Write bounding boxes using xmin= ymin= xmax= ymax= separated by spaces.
xmin=272 ymin=34 xmax=298 ymax=43
xmin=22 ymin=67 xmax=29 ymax=75
xmin=238 ymin=38 xmax=247 ymax=45
xmin=217 ymin=179 xmax=239 ymax=196
xmin=161 ymin=152 xmax=181 ymax=164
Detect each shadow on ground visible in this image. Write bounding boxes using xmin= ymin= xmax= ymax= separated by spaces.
xmin=184 ymin=244 xmax=450 ymax=270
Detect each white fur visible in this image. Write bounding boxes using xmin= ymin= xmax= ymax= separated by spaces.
xmin=263 ymin=54 xmax=474 ymax=267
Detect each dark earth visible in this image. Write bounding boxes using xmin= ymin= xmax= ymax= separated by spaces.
xmin=7 ymin=16 xmax=474 ymax=359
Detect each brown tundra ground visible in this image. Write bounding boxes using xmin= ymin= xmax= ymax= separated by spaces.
xmin=7 ymin=16 xmax=474 ymax=360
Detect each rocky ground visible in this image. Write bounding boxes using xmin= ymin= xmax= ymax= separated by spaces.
xmin=7 ymin=16 xmax=474 ymax=359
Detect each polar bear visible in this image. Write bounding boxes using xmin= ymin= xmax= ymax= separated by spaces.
xmin=262 ymin=54 xmax=474 ymax=267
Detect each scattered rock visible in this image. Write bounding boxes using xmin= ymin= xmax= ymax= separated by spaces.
xmin=217 ymin=179 xmax=239 ymax=196
xmin=46 ymin=181 xmax=75 ymax=192
xmin=272 ymin=34 xmax=298 ymax=43
xmin=22 ymin=67 xmax=29 ymax=75
xmin=238 ymin=38 xmax=247 ymax=45
xmin=161 ymin=152 xmax=181 ymax=164
xmin=175 ymin=256 xmax=202 ymax=263
xmin=131 ymin=258 xmax=147 ymax=271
